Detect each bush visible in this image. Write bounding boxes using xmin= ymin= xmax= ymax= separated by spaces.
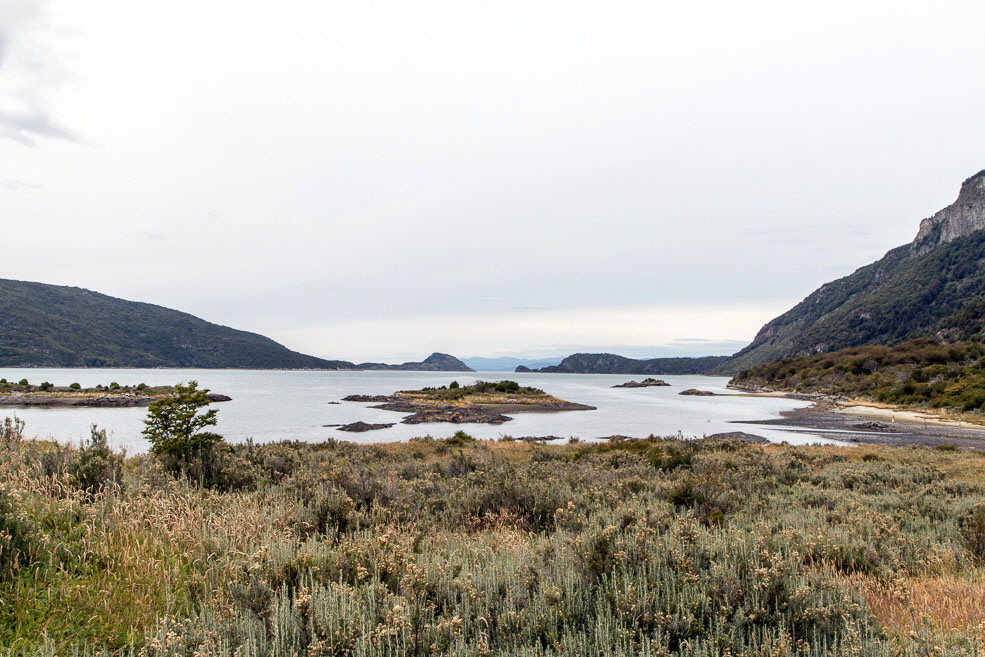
xmin=70 ymin=425 xmax=124 ymax=494
xmin=0 ymin=487 xmax=33 ymax=580
xmin=142 ymin=381 xmax=226 ymax=486
xmin=69 ymin=382 xmax=81 ymax=390
xmin=0 ymin=416 xmax=24 ymax=449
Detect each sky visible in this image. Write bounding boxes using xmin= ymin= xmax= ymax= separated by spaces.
xmin=2 ymin=0 xmax=985 ymax=363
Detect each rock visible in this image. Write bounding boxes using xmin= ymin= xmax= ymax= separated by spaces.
xmin=514 ymin=365 xmax=533 ymax=373
xmin=680 ymin=389 xmax=716 ymax=396
xmin=612 ymin=378 xmax=670 ymax=388
xmin=342 ymin=394 xmax=395 ymax=402
xmin=852 ymin=421 xmax=901 ymax=432
xmin=913 ymin=170 xmax=985 ymax=253
xmin=706 ymin=432 xmax=769 ymax=444
xmin=207 ymin=393 xmax=232 ymax=402
xmin=400 ymin=407 xmax=512 ymax=425
xmin=337 ymin=421 xmax=396 ymax=432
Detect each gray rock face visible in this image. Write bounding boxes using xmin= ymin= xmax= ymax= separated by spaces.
xmin=912 ymin=170 xmax=985 ymax=253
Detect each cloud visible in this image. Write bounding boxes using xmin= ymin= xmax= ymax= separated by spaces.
xmin=0 ymin=179 xmax=39 ymax=190
xmin=0 ymin=1 xmax=75 ymax=146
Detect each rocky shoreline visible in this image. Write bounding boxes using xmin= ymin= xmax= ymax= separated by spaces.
xmin=0 ymin=391 xmax=232 ymax=408
xmin=732 ymin=396 xmax=985 ymax=450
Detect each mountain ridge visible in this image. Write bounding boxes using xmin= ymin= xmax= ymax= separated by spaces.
xmin=0 ymin=278 xmax=356 ymax=369
xmin=726 ymin=169 xmax=985 ymax=373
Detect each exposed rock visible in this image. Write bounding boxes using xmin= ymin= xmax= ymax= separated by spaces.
xmin=913 ymin=170 xmax=985 ymax=253
xmin=206 ymin=393 xmax=232 ymax=402
xmin=612 ymin=378 xmax=670 ymax=388
xmin=852 ymin=421 xmax=901 ymax=433
xmin=680 ymin=389 xmax=716 ymax=396
xmin=337 ymin=421 xmax=396 ymax=432
xmin=343 ymin=394 xmax=395 ymax=402
xmin=400 ymin=407 xmax=512 ymax=425
xmin=706 ymin=432 xmax=769 ymax=444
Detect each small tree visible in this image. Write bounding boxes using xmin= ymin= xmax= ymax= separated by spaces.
xmin=142 ymin=381 xmax=225 ymax=483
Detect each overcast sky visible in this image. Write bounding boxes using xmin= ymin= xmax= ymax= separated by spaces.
xmin=2 ymin=0 xmax=985 ymax=362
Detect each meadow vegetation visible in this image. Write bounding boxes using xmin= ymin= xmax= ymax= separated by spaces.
xmin=732 ymin=339 xmax=985 ymax=411
xmin=3 ymin=417 xmax=985 ymax=655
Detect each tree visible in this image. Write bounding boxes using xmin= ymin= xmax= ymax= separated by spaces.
xmin=142 ymin=381 xmax=225 ymax=480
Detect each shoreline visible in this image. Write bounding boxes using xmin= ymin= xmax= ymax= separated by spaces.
xmin=732 ymin=393 xmax=985 ymax=450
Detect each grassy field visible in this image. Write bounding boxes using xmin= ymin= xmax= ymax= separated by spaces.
xmin=3 ymin=418 xmax=985 ymax=656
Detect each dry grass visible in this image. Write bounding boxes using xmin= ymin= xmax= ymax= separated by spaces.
xmin=846 ymin=572 xmax=985 ymax=648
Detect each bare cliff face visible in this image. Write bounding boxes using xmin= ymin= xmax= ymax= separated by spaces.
xmin=912 ymin=170 xmax=985 ymax=254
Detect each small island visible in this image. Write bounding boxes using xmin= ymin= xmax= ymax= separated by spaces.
xmin=0 ymin=379 xmax=231 ymax=408
xmin=679 ymin=388 xmax=717 ymax=396
xmin=612 ymin=378 xmax=670 ymax=388
xmin=342 ymin=379 xmax=595 ymax=425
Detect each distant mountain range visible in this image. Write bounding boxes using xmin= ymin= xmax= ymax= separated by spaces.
xmin=463 ymin=356 xmax=562 ymax=371
xmin=357 ymin=353 xmax=473 ymax=372
xmin=0 ymin=279 xmax=470 ymax=371
xmin=515 ymin=353 xmax=730 ymax=375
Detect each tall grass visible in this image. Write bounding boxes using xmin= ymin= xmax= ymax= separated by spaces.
xmin=3 ymin=429 xmax=985 ymax=655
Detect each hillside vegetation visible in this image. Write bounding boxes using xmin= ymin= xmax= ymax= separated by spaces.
xmin=732 ymin=339 xmax=985 ymax=410
xmin=4 ymin=421 xmax=985 ymax=655
xmin=728 ymin=171 xmax=985 ymax=373
xmin=0 ymin=278 xmax=354 ymax=369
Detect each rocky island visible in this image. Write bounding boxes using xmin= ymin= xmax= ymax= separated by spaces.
xmin=0 ymin=379 xmax=231 ymax=408
xmin=342 ymin=380 xmax=595 ymax=426
xmin=612 ymin=378 xmax=670 ymax=388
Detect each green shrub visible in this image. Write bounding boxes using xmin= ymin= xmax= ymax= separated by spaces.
xmin=142 ymin=381 xmax=226 ymax=486
xmin=0 ymin=487 xmax=34 ymax=581
xmin=70 ymin=425 xmax=124 ymax=494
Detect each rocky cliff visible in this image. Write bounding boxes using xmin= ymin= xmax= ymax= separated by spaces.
xmin=727 ymin=169 xmax=985 ymax=373
xmin=912 ymin=170 xmax=985 ymax=254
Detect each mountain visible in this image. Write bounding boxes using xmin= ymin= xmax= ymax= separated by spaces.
xmin=727 ymin=169 xmax=985 ymax=373
xmin=0 ymin=278 xmax=356 ymax=369
xmin=463 ymin=356 xmax=562 ymax=371
xmin=519 ymin=353 xmax=730 ymax=375
xmin=356 ymin=353 xmax=474 ymax=372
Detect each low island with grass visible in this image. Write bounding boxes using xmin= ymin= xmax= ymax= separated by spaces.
xmin=0 ymin=378 xmax=231 ymax=407
xmin=343 ymin=379 xmax=595 ymax=426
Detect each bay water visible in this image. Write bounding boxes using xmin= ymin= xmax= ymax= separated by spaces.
xmin=0 ymin=368 xmax=839 ymax=452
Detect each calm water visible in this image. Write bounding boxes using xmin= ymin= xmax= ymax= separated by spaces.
xmin=0 ymin=368 xmax=841 ymax=452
